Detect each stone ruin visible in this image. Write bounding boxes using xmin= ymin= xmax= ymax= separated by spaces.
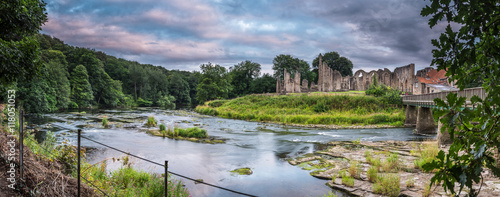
xmin=276 ymin=54 xmax=415 ymax=94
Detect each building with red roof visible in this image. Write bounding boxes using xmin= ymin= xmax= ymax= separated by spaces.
xmin=413 ymin=67 xmax=458 ymax=94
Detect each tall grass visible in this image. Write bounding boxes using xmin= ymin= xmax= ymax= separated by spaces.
xmin=82 ymin=161 xmax=190 ymax=197
xmin=414 ymin=142 xmax=439 ymax=170
xmin=372 ymin=173 xmax=400 ymax=197
xmin=14 ymin=129 xmax=191 ymax=197
xmin=195 ymin=94 xmax=404 ymax=126
xmin=168 ymin=126 xmax=208 ymax=138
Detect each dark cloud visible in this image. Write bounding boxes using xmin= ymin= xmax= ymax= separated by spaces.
xmin=41 ymin=0 xmax=440 ymax=73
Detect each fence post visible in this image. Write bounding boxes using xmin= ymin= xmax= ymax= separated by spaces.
xmin=165 ymin=160 xmax=168 ymax=197
xmin=78 ymin=129 xmax=81 ymax=197
xmin=19 ymin=109 xmax=23 ymax=184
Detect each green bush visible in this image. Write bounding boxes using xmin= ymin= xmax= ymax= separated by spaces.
xmin=146 ymin=116 xmax=157 ymax=127
xmin=137 ymin=97 xmax=153 ymax=107
xmin=102 ymin=116 xmax=109 ymax=128
xmin=68 ymin=101 xmax=79 ymax=109
xmin=159 ymin=124 xmax=166 ymax=131
xmin=173 ymin=127 xmax=208 ymax=138
xmin=313 ymin=100 xmax=329 ymax=113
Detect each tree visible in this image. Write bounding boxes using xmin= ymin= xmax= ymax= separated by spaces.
xmin=168 ymin=74 xmax=191 ymax=107
xmin=421 ymin=1 xmax=500 ymax=196
xmin=0 ymin=0 xmax=47 ymax=85
xmin=250 ymin=73 xmax=276 ymax=94
xmin=229 ymin=60 xmax=261 ymax=97
xmin=43 ymin=50 xmax=71 ymax=109
xmin=70 ymin=65 xmax=94 ymax=108
xmin=196 ymin=63 xmax=231 ymax=104
xmin=272 ymin=54 xmax=310 ymax=81
xmin=312 ymin=51 xmax=353 ymax=78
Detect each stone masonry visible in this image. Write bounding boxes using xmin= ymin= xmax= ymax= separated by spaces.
xmin=277 ymin=54 xmax=416 ymax=93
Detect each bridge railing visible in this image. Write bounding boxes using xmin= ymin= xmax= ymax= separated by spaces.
xmin=402 ymin=87 xmax=486 ymax=107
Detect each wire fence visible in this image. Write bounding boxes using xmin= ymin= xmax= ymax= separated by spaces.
xmin=78 ymin=131 xmax=257 ymax=197
xmin=15 ymin=118 xmax=257 ymax=197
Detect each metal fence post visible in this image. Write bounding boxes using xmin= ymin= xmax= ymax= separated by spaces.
xmin=165 ymin=160 xmax=168 ymax=197
xmin=20 ymin=109 xmax=23 ymax=184
xmin=78 ymin=129 xmax=81 ymax=197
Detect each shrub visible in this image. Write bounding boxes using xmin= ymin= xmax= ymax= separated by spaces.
xmin=159 ymin=124 xmax=166 ymax=131
xmin=102 ymin=116 xmax=109 ymax=128
xmin=68 ymin=101 xmax=79 ymax=109
xmin=372 ymin=173 xmax=400 ymax=197
xmin=313 ymin=100 xmax=329 ymax=113
xmin=146 ymin=116 xmax=157 ymax=127
xmin=137 ymin=97 xmax=153 ymax=107
xmin=173 ymin=127 xmax=208 ymax=138
xmin=157 ymin=95 xmax=176 ymax=109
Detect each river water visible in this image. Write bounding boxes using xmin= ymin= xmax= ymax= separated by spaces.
xmin=29 ymin=108 xmax=435 ymax=197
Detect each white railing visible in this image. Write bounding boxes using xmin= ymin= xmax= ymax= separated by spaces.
xmin=402 ymin=87 xmax=486 ymax=107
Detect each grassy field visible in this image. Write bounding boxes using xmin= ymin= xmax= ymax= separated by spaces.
xmin=195 ymin=92 xmax=405 ymax=127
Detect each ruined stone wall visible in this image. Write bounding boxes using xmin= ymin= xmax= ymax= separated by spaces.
xmin=277 ymin=54 xmax=416 ymax=94
xmin=276 ymin=68 xmax=302 ymax=93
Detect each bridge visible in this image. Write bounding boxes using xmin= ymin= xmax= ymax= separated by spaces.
xmin=401 ymin=87 xmax=485 ymax=135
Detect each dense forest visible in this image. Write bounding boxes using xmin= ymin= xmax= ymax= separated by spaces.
xmin=4 ymin=34 xmax=278 ymax=113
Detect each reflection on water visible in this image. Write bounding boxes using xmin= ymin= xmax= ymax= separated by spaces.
xmin=27 ymin=109 xmax=435 ymax=197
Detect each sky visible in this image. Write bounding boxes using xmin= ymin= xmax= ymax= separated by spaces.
xmin=41 ymin=0 xmax=443 ymax=75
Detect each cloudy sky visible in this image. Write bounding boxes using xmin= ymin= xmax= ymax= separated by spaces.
xmin=41 ymin=0 xmax=442 ymax=74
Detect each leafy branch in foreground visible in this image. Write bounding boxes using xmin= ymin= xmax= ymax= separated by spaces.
xmin=421 ymin=1 xmax=500 ymax=196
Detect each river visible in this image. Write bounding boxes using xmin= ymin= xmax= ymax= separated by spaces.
xmin=28 ymin=108 xmax=435 ymax=197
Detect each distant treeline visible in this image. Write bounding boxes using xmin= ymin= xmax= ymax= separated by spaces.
xmin=6 ymin=34 xmax=277 ymax=113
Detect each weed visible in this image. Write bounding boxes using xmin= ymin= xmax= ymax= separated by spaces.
xmin=406 ymin=176 xmax=415 ymax=188
xmin=339 ymin=170 xmax=354 ymax=187
xmin=422 ymin=182 xmax=431 ymax=197
xmin=348 ymin=161 xmax=362 ymax=179
xmin=413 ymin=142 xmax=439 ymax=170
xmin=382 ymin=154 xmax=399 ymax=172
xmin=322 ymin=191 xmax=338 ymax=197
xmin=373 ymin=173 xmax=400 ymax=197
xmin=367 ymin=166 xmax=378 ymax=183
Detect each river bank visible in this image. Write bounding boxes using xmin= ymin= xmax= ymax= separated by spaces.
xmin=289 ymin=140 xmax=500 ymax=196
xmin=195 ymin=93 xmax=405 ymax=129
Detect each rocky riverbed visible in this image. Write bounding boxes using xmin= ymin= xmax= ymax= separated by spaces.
xmin=289 ymin=140 xmax=500 ymax=197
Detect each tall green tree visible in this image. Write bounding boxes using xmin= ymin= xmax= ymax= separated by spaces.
xmin=196 ymin=63 xmax=231 ymax=104
xmin=229 ymin=60 xmax=261 ymax=97
xmin=272 ymin=54 xmax=310 ymax=81
xmin=312 ymin=51 xmax=353 ymax=78
xmin=250 ymin=73 xmax=276 ymax=94
xmin=0 ymin=0 xmax=47 ymax=85
xmin=70 ymin=65 xmax=94 ymax=108
xmin=168 ymin=74 xmax=191 ymax=107
xmin=421 ymin=1 xmax=500 ymax=196
xmin=43 ymin=50 xmax=71 ymax=109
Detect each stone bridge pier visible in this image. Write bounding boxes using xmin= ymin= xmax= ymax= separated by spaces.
xmin=404 ymin=105 xmax=436 ymax=134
